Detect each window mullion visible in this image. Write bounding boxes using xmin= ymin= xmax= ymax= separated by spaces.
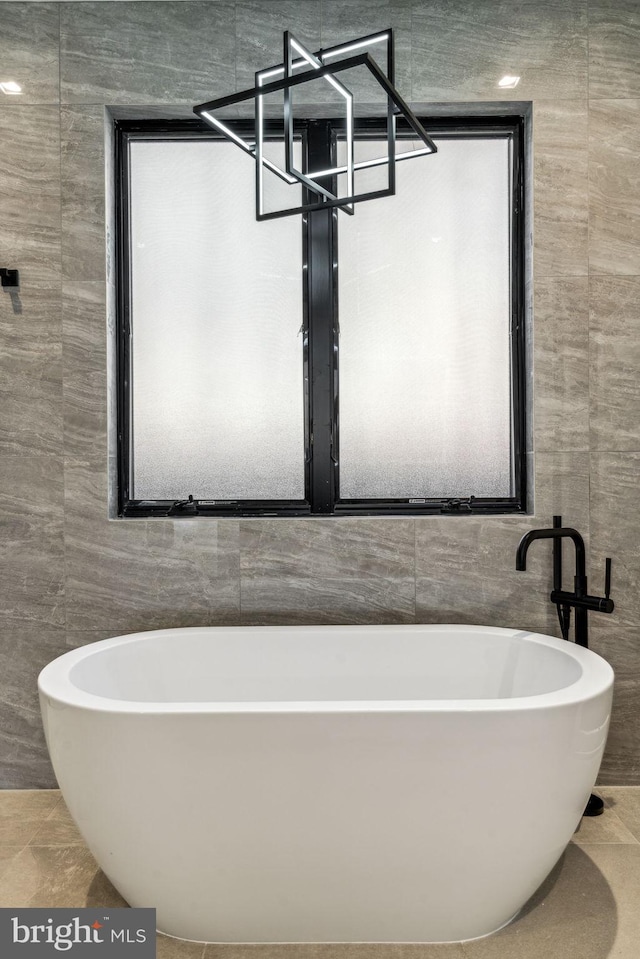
xmin=306 ymin=120 xmax=338 ymax=514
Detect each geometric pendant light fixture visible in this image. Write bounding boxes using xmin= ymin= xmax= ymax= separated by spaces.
xmin=194 ymin=29 xmax=438 ymax=220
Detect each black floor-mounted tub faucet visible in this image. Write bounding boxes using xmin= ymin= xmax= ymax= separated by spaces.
xmin=516 ymin=516 xmax=614 ymax=817
xmin=515 ymin=516 xmax=613 ymax=649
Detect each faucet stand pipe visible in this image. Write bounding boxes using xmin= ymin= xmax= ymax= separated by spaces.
xmin=515 ymin=517 xmax=614 ymax=816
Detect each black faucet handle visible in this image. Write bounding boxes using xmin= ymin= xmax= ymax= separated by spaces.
xmin=605 ymin=557 xmax=612 ymax=600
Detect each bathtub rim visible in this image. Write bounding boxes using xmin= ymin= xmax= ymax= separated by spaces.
xmin=38 ymin=623 xmax=614 ymax=716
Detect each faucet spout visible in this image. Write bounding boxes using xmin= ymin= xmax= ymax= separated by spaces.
xmin=515 ymin=526 xmax=587 ymax=593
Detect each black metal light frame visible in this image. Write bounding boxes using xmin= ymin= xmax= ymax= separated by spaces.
xmin=193 ymin=29 xmax=438 ymax=221
xmin=114 ymin=114 xmax=527 ymax=519
xmin=280 ymin=31 xmax=355 ymax=214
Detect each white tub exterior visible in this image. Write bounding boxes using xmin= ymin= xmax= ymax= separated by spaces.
xmin=38 ymin=624 xmax=613 ymax=944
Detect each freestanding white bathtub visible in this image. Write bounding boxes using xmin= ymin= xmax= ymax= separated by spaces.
xmin=38 ymin=624 xmax=613 ymax=944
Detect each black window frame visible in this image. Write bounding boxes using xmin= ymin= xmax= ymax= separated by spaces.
xmin=114 ymin=114 xmax=527 ymax=518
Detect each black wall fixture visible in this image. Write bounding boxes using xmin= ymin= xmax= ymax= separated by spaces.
xmin=0 ymin=269 xmax=19 ymax=288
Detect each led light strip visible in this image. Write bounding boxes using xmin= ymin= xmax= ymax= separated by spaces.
xmin=258 ymin=58 xmax=312 ymax=83
xmin=200 ymin=112 xmax=253 ymax=152
xmin=255 ymin=81 xmax=264 ymax=217
xmin=307 ymin=146 xmax=434 ymax=180
xmin=290 ymin=37 xmax=350 ymax=101
xmin=201 ymin=111 xmax=298 ymax=187
xmin=320 ymin=33 xmax=388 ymax=62
xmin=254 ymin=66 xmax=301 ymax=217
xmin=284 ymin=33 xmax=354 ymax=211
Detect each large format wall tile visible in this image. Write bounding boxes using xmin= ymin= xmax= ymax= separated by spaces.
xmin=414 ymin=513 xmax=575 ymax=636
xmin=412 ymin=0 xmax=587 ymax=102
xmin=533 ymin=101 xmax=588 ymax=276
xmin=64 ymin=460 xmax=241 ymax=631
xmin=0 ymin=280 xmax=62 ymax=456
xmin=0 ymin=3 xmax=60 ymax=104
xmin=416 ymin=453 xmax=590 ymax=634
xmin=0 ymin=457 xmax=65 ymax=631
xmin=321 ymin=0 xmax=412 ymax=100
xmin=589 ymin=0 xmax=640 ymax=100
xmin=534 ymin=276 xmax=589 ymax=451
xmin=240 ymin=519 xmax=415 ymax=625
xmin=416 ymin=516 xmax=547 ymax=631
xmin=590 ymin=453 xmax=640 ymax=632
xmin=60 ymin=1 xmax=236 ymax=104
xmin=60 ymin=105 xmax=106 ymax=282
xmin=0 ymin=631 xmax=68 ymax=715
xmin=0 ymin=631 xmax=69 ymax=789
xmin=62 ymin=281 xmax=107 ymax=460
xmin=589 ymin=99 xmax=640 ymax=275
xmin=590 ymin=277 xmax=640 ymax=451
xmin=65 ymin=631 xmax=125 ymax=648
xmin=0 ymin=102 xmax=59 ymax=188
xmin=0 ymin=105 xmax=62 ymax=455
xmin=533 ymin=451 xmax=590 ymax=536
xmin=235 ymin=1 xmax=321 ymax=91
xmin=0 ymin=105 xmax=61 ymax=287
xmin=591 ymin=624 xmax=640 ymax=785
xmin=0 ymin=702 xmax=57 ymax=789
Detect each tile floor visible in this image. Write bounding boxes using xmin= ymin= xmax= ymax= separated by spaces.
xmin=1 ymin=788 xmax=639 ymax=958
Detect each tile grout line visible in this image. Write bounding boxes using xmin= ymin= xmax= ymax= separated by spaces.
xmin=577 ymin=839 xmax=640 ymax=847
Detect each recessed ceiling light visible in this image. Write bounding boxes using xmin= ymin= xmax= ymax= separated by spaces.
xmin=498 ymin=75 xmax=520 ymax=89
xmin=0 ymin=81 xmax=23 ymax=95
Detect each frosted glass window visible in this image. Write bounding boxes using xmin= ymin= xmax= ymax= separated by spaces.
xmin=129 ymin=139 xmax=304 ymax=500
xmin=117 ymin=116 xmax=526 ymax=517
xmin=337 ymin=137 xmax=513 ymax=499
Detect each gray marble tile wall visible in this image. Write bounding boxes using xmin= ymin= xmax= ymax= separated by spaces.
xmin=0 ymin=0 xmax=638 ymax=786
